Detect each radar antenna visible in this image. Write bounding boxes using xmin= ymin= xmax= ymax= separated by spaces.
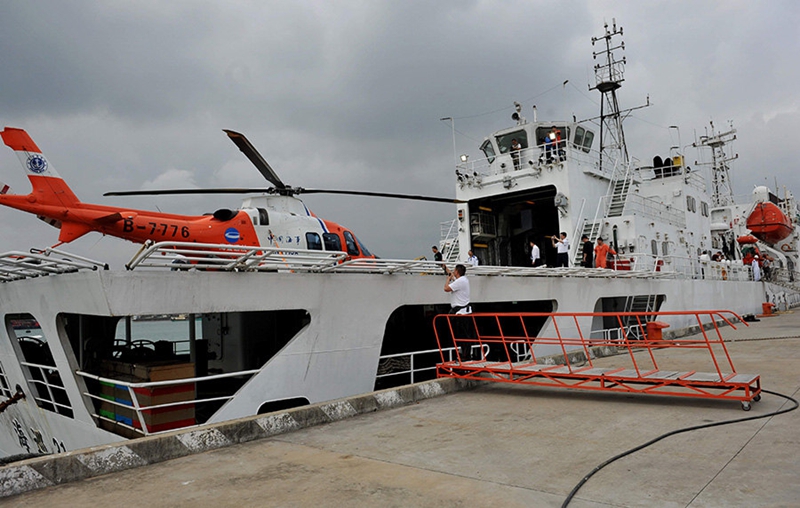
xmin=693 ymin=121 xmax=738 ymax=206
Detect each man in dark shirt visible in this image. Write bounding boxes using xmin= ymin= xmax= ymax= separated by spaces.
xmin=581 ymin=235 xmax=594 ymax=268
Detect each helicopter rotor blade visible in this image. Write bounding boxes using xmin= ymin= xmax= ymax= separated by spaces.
xmin=223 ymin=129 xmax=286 ymax=190
xmin=298 ymin=188 xmax=464 ymax=203
xmin=104 ymin=188 xmax=275 ymax=197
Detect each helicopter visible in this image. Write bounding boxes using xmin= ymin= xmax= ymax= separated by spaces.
xmin=0 ymin=128 xmax=459 ymax=259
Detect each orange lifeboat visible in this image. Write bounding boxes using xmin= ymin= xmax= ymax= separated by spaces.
xmin=745 ymin=202 xmax=793 ymax=245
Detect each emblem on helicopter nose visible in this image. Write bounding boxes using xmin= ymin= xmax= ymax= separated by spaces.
xmin=224 ymin=228 xmax=241 ymax=243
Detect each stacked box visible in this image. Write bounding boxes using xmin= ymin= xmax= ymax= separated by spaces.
xmin=97 ymin=360 xmax=196 ymax=434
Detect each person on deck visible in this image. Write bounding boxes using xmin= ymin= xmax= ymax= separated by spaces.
xmin=594 ymin=237 xmax=617 ymax=269
xmin=552 ymin=232 xmax=570 ymax=267
xmin=581 ymin=235 xmax=594 ymax=268
xmin=467 ymin=250 xmax=479 ymax=267
xmin=530 ymin=239 xmax=542 ymax=267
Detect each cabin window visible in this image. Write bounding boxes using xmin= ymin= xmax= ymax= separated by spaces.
xmin=662 ymin=242 xmax=670 ymax=256
xmin=0 ymin=360 xmax=12 ymax=398
xmin=343 ymin=231 xmax=360 ymax=256
xmin=535 ymin=126 xmax=571 ymax=147
xmin=305 ymin=232 xmax=322 ymax=250
xmin=323 ymin=233 xmax=342 ymax=252
xmin=651 ymin=239 xmax=658 ymax=256
xmin=686 ymin=195 xmax=696 ymax=213
xmin=495 ymin=130 xmax=528 ymax=154
xmin=258 ymin=208 xmax=269 ymax=225
xmin=700 ymin=201 xmax=709 ymax=217
xmin=480 ymin=140 xmax=496 ymax=164
xmin=5 ymin=313 xmax=73 ymax=418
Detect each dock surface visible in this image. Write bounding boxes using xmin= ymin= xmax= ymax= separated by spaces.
xmin=4 ymin=311 xmax=800 ymax=507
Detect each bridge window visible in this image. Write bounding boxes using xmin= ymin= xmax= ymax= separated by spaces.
xmin=343 ymin=231 xmax=360 ymax=256
xmin=480 ymin=140 xmax=496 ymax=163
xmin=495 ymin=130 xmax=528 ymax=153
xmin=305 ymin=232 xmax=322 ymax=250
xmin=5 ymin=313 xmax=73 ymax=418
xmin=581 ymin=129 xmax=594 ymax=152
xmin=323 ymin=233 xmax=342 ymax=252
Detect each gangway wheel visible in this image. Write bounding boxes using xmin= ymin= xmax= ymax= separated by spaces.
xmin=742 ymin=402 xmax=751 ymax=411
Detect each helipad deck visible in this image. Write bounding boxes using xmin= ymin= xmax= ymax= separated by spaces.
xmin=2 ymin=311 xmax=799 ymax=507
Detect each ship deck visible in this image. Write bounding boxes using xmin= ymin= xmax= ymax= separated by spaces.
xmin=2 ymin=310 xmax=799 ymax=507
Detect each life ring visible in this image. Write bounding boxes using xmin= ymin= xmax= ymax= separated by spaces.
xmin=781 ymin=244 xmax=792 ymax=252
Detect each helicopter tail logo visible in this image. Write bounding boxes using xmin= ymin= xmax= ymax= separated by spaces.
xmin=1 ymin=127 xmax=81 ymax=207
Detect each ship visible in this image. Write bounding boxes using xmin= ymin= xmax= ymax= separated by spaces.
xmin=1 ymin=20 xmax=799 ymax=461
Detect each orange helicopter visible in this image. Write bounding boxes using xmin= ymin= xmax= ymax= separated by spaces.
xmin=0 ymin=128 xmax=459 ymax=258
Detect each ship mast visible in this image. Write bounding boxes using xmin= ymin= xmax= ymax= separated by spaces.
xmin=591 ymin=19 xmax=628 ymax=171
xmin=694 ymin=121 xmax=738 ymax=206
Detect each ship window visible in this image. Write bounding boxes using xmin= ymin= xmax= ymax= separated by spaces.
xmin=343 ymin=231 xmax=360 ymax=256
xmin=574 ymin=126 xmax=585 ymax=148
xmin=480 ymin=140 xmax=496 ymax=163
xmin=535 ymin=127 xmax=571 ymax=147
xmin=0 ymin=360 xmax=12 ymax=398
xmin=662 ymin=242 xmax=669 ymax=256
xmin=582 ymin=130 xmax=594 ymax=152
xmin=700 ymin=201 xmax=709 ymax=217
xmin=5 ymin=313 xmax=73 ymax=418
xmin=495 ymin=130 xmax=528 ymax=154
xmin=323 ymin=233 xmax=342 ymax=252
xmin=686 ymin=195 xmax=696 ymax=213
xmin=305 ymin=232 xmax=322 ymax=250
xmin=651 ymin=240 xmax=658 ymax=256
xmin=258 ymin=208 xmax=269 ymax=225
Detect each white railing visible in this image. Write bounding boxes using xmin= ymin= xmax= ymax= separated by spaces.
xmin=0 ymin=249 xmax=105 ymax=282
xmin=76 ymin=368 xmax=261 ymax=436
xmin=125 ymin=241 xmax=347 ymax=271
xmin=597 ymin=192 xmax=686 ymax=227
xmin=19 ymin=360 xmax=73 ymax=415
xmin=376 ymin=345 xmax=489 ymax=383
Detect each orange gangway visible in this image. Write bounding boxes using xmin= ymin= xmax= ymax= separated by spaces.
xmin=433 ymin=310 xmax=761 ymax=410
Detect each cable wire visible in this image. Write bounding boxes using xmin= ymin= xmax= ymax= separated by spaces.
xmin=561 ymin=388 xmax=799 ymax=507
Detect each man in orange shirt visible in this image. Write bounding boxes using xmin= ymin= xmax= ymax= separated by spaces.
xmin=594 ymin=237 xmax=616 ymax=269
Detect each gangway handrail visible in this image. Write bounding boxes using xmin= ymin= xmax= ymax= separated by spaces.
xmin=433 ymin=310 xmax=760 ymax=410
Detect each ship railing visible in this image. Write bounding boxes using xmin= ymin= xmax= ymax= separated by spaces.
xmin=76 ymin=368 xmax=261 ymax=437
xmin=0 ymin=249 xmax=105 ymax=282
xmin=456 ymin=143 xmax=602 ymax=180
xmin=597 ymin=193 xmax=686 ymax=226
xmin=125 ymin=241 xmax=348 ymax=271
xmin=622 ymin=253 xmax=752 ymax=281
xmin=376 ymin=345 xmax=489 ymax=385
xmin=19 ymin=360 xmax=74 ymax=416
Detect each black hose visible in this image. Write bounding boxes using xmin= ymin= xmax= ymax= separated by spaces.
xmin=561 ymin=389 xmax=799 ymax=508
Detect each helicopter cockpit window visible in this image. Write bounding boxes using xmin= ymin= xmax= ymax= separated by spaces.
xmin=323 ymin=233 xmax=342 ymax=252
xmin=258 ymin=208 xmax=269 ymax=225
xmin=343 ymin=231 xmax=360 ymax=256
xmin=495 ymin=130 xmax=528 ymax=154
xmin=480 ymin=140 xmax=496 ymax=163
xmin=356 ymin=236 xmax=372 ymax=257
xmin=306 ymin=232 xmax=322 ymax=250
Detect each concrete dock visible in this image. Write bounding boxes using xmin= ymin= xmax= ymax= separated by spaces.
xmin=2 ymin=311 xmax=799 ymax=507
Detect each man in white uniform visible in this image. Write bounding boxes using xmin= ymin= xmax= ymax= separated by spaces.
xmin=444 ymin=264 xmax=472 ymax=361
xmin=467 ymin=250 xmax=479 ymax=267
xmin=552 ymin=232 xmax=570 ymax=267
xmin=529 ymin=240 xmax=541 ymax=267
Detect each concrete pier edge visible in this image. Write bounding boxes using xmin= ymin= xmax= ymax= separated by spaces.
xmin=0 ymin=377 xmax=478 ymax=498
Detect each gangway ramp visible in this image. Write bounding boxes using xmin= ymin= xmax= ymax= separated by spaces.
xmin=434 ymin=310 xmax=761 ymax=410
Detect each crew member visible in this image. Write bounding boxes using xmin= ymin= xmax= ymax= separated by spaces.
xmin=552 ymin=232 xmax=570 ymax=267
xmin=594 ymin=237 xmax=617 ymax=269
xmin=467 ymin=250 xmax=479 ymax=267
xmin=581 ymin=235 xmax=593 ymax=268
xmin=511 ymin=138 xmax=522 ymax=170
xmin=529 ymin=239 xmax=542 ymax=267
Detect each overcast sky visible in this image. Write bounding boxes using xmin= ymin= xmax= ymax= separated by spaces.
xmin=1 ymin=1 xmax=798 ymax=267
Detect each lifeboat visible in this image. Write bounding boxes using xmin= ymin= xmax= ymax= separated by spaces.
xmin=736 ymin=235 xmax=759 ymax=245
xmin=745 ymin=202 xmax=793 ymax=245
